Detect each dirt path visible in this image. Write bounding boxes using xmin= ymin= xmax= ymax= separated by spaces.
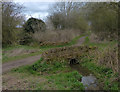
xmin=2 ymin=36 xmax=86 ymax=73
xmin=73 ymin=36 xmax=86 ymax=46
xmin=2 ymin=55 xmax=41 ymax=73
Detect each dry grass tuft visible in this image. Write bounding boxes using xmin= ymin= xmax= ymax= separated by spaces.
xmin=32 ymin=29 xmax=81 ymax=43
xmin=89 ymin=33 xmax=108 ymax=43
xmin=93 ymin=45 xmax=118 ymax=73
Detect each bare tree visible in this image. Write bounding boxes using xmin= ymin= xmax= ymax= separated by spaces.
xmin=48 ymin=2 xmax=88 ymax=31
xmin=84 ymin=2 xmax=118 ymax=40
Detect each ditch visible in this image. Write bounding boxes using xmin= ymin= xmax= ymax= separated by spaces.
xmin=70 ymin=64 xmax=102 ymax=90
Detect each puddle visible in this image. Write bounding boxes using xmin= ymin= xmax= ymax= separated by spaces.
xmin=81 ymin=74 xmax=100 ymax=90
xmin=70 ymin=64 xmax=101 ymax=90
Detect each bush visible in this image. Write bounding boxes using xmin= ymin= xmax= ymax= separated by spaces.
xmin=32 ymin=29 xmax=81 ymax=43
xmin=2 ymin=2 xmax=24 ymax=47
xmin=88 ymin=3 xmax=118 ymax=40
xmin=23 ymin=17 xmax=46 ymax=33
xmin=97 ymin=46 xmax=118 ymax=73
xmin=19 ymin=33 xmax=33 ymax=45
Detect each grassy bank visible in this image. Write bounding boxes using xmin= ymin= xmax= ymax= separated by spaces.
xmin=11 ymin=58 xmax=84 ymax=90
xmin=80 ymin=56 xmax=119 ymax=90
xmin=82 ymin=36 xmax=119 ymax=90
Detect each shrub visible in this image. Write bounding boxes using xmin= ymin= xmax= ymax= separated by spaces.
xmin=23 ymin=17 xmax=46 ymax=33
xmin=97 ymin=46 xmax=118 ymax=73
xmin=32 ymin=29 xmax=81 ymax=43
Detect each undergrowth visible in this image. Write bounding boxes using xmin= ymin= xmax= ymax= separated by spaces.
xmin=39 ymin=34 xmax=85 ymax=49
xmin=84 ymin=36 xmax=117 ymax=49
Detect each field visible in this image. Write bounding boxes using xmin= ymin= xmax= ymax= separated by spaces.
xmin=2 ymin=1 xmax=119 ymax=91
xmin=2 ymin=34 xmax=119 ymax=90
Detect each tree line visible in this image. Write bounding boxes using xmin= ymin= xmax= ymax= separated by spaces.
xmin=47 ymin=2 xmax=118 ymax=40
xmin=2 ymin=1 xmax=119 ymax=47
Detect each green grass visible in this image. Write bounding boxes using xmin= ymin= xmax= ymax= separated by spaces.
xmin=81 ymin=57 xmax=119 ymax=90
xmin=12 ymin=57 xmax=84 ymax=90
xmin=81 ymin=36 xmax=119 ymax=90
xmin=84 ymin=36 xmax=117 ymax=47
xmin=12 ymin=58 xmax=68 ymax=75
xmin=12 ymin=56 xmax=119 ymax=90
xmin=34 ymin=70 xmax=84 ymax=90
xmin=12 ymin=58 xmax=85 ymax=90
xmin=84 ymin=36 xmax=117 ymax=52
xmin=46 ymin=71 xmax=84 ymax=90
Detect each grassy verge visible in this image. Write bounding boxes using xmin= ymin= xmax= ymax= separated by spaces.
xmin=3 ymin=51 xmax=42 ymax=63
xmin=12 ymin=58 xmax=84 ymax=90
xmin=2 ymin=45 xmax=44 ymax=63
xmin=2 ymin=45 xmax=40 ymax=52
xmin=12 ymin=58 xmax=68 ymax=75
xmin=84 ymin=36 xmax=118 ymax=53
xmin=84 ymin=36 xmax=117 ymax=48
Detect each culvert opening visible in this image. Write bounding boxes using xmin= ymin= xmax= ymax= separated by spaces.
xmin=69 ymin=58 xmax=79 ymax=65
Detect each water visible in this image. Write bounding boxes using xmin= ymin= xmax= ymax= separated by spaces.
xmin=81 ymin=74 xmax=100 ymax=90
xmin=70 ymin=64 xmax=101 ymax=90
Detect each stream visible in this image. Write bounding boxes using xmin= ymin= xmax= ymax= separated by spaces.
xmin=70 ymin=64 xmax=101 ymax=90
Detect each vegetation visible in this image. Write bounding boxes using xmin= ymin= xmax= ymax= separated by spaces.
xmin=48 ymin=2 xmax=89 ymax=31
xmin=2 ymin=50 xmax=42 ymax=63
xmin=86 ymin=2 xmax=118 ymax=41
xmin=2 ymin=2 xmax=118 ymax=47
xmin=46 ymin=71 xmax=84 ymax=90
xmin=32 ymin=29 xmax=82 ymax=45
xmin=12 ymin=41 xmax=119 ymax=90
xmin=2 ymin=1 xmax=119 ymax=91
xmin=2 ymin=35 xmax=85 ymax=63
xmin=12 ymin=58 xmax=85 ymax=90
xmin=2 ymin=2 xmax=24 ymax=47
xmin=81 ymin=58 xmax=119 ymax=90
xmin=23 ymin=17 xmax=46 ymax=33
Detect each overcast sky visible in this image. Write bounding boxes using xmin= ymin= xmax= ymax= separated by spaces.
xmin=14 ymin=0 xmax=55 ymax=21
xmin=13 ymin=0 xmax=119 ymax=21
